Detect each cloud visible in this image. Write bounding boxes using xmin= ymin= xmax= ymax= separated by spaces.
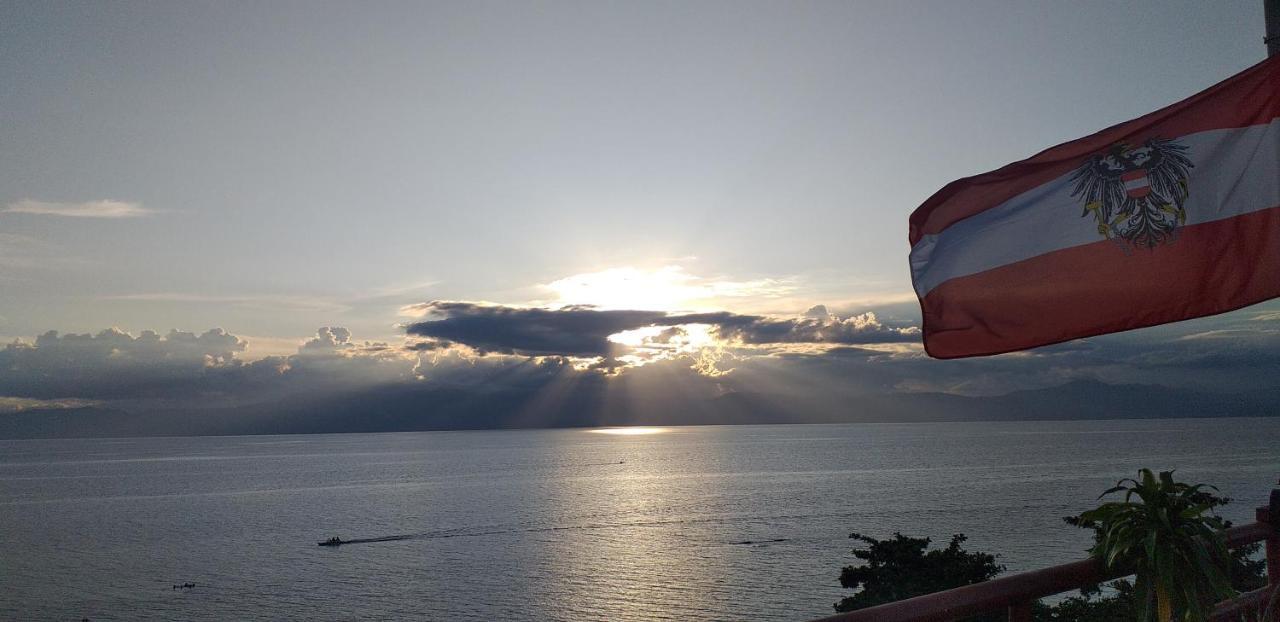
xmin=715 ymin=305 xmax=921 ymax=346
xmin=4 ymin=304 xmax=1280 ymax=438
xmin=405 ymin=302 xmax=673 ymax=357
xmin=406 ymin=339 xmax=453 ymax=351
xmin=279 ymin=327 xmax=421 ymax=386
xmin=0 ymin=325 xmax=427 ymax=405
xmin=3 ymin=199 xmax=154 ymax=218
xmin=0 ymin=328 xmax=246 ymax=399
xmin=301 ymin=326 xmax=353 ymax=352
xmin=1125 ymin=328 xmax=1280 ymax=373
xmin=403 ymin=300 xmax=921 ymax=366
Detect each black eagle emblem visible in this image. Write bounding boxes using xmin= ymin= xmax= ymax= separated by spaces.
xmin=1068 ymin=138 xmax=1193 ymax=249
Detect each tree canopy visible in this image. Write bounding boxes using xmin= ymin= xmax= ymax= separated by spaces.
xmin=833 ymin=486 xmax=1264 ymax=621
xmin=835 ymin=532 xmax=1004 ymax=619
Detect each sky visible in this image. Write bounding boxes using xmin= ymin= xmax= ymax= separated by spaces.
xmin=2 ymin=1 xmax=1278 ymax=431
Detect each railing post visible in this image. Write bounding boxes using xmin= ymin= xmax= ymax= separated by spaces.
xmin=1008 ymin=600 xmax=1033 ymax=622
xmin=1257 ymin=483 xmax=1280 ymax=622
xmin=1265 ymin=486 xmax=1280 ymax=583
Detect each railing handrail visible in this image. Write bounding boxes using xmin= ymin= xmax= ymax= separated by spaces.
xmin=810 ymin=511 xmax=1277 ymax=622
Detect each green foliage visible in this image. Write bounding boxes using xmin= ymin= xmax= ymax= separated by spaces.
xmin=1044 ymin=483 xmax=1266 ymax=622
xmin=834 ymin=532 xmax=1004 ymax=620
xmin=1072 ymin=469 xmax=1234 ymax=622
xmin=1032 ymin=580 xmax=1137 ymax=622
xmin=830 ymin=472 xmax=1263 ymax=622
xmin=1228 ymin=542 xmax=1267 ymax=593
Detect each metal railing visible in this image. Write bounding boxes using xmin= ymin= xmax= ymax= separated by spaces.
xmin=810 ymin=489 xmax=1280 ymax=622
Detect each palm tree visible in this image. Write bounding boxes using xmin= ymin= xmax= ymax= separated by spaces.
xmin=1077 ymin=469 xmax=1234 ymax=622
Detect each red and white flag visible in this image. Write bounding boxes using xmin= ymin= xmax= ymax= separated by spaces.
xmin=910 ymin=56 xmax=1280 ymax=359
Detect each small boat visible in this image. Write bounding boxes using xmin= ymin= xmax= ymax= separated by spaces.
xmin=316 ymin=534 xmax=413 ymax=547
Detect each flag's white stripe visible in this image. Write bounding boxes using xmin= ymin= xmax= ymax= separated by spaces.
xmin=1123 ymin=177 xmax=1147 ymax=191
xmin=911 ymin=119 xmax=1280 ymax=298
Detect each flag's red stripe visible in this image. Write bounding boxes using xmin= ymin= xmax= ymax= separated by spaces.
xmin=919 ymin=204 xmax=1280 ymax=359
xmin=909 ymin=56 xmax=1280 ymax=247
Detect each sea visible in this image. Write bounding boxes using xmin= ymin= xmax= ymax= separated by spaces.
xmin=3 ymin=418 xmax=1280 ymax=621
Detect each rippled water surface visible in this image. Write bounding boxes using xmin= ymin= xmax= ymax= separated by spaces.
xmin=4 ymin=418 xmax=1280 ymax=621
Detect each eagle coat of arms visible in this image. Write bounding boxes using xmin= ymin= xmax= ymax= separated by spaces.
xmin=1068 ymin=138 xmax=1194 ymax=249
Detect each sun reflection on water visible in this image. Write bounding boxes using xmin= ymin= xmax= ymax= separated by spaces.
xmin=586 ymin=427 xmax=670 ymax=436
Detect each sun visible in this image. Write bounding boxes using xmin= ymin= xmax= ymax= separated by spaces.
xmin=546 ymin=266 xmax=706 ymax=312
xmin=543 ymin=264 xmax=794 ymax=314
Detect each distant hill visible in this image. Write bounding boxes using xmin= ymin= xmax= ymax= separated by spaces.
xmin=880 ymin=379 xmax=1273 ymax=422
xmin=0 ymin=379 xmax=1274 ymax=439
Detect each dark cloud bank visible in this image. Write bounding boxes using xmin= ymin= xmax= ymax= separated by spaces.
xmin=402 ymin=301 xmax=920 ymax=356
xmin=2 ymin=301 xmax=1279 ymax=439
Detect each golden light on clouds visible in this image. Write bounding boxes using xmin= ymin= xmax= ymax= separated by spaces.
xmin=606 ymin=323 xmax=726 ymax=373
xmin=607 ymin=324 xmax=715 ymax=349
xmin=606 ymin=325 xmax=668 ymax=348
xmin=394 ymin=265 xmax=917 ymax=379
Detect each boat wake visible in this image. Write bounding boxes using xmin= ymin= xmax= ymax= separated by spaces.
xmin=314 ymin=508 xmax=878 ymax=548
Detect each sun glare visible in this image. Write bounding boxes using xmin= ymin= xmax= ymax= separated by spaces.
xmin=545 ymin=265 xmax=790 ymax=312
xmin=547 ymin=266 xmax=704 ymax=312
xmin=608 ymin=325 xmax=669 ymax=347
xmin=587 ymin=427 xmax=670 ymax=435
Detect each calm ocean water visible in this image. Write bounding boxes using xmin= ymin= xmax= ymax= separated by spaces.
xmin=3 ymin=418 xmax=1280 ymax=621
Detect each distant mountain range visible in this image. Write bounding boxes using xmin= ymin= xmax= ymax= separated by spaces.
xmin=1 ymin=379 xmax=1275 ymax=439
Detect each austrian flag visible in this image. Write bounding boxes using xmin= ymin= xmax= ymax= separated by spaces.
xmin=910 ymin=56 xmax=1280 ymax=359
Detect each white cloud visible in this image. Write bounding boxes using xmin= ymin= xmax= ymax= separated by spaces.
xmin=3 ymin=199 xmax=154 ymax=218
xmin=0 ymin=326 xmax=424 ymax=403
